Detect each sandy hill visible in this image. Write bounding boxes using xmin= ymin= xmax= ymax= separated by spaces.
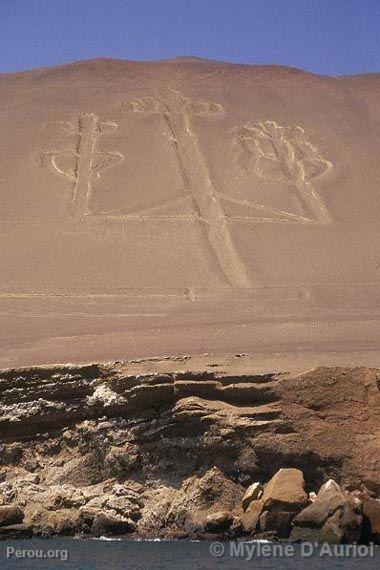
xmin=0 ymin=58 xmax=379 ymax=368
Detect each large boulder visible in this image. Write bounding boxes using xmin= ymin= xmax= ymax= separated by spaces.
xmin=291 ymin=479 xmax=362 ymax=543
xmin=337 ymin=500 xmax=362 ymax=543
xmin=241 ymin=499 xmax=264 ymax=532
xmin=242 ymin=482 xmax=263 ymax=511
xmin=204 ymin=511 xmax=232 ymax=532
xmin=292 ymin=505 xmax=361 ymax=544
xmin=261 ymin=469 xmax=308 ymax=512
xmin=321 ymin=509 xmax=346 ymax=543
xmin=293 ymin=479 xmax=347 ymax=527
xmin=259 ymin=510 xmax=294 ymax=538
xmin=0 ymin=505 xmax=24 ymax=526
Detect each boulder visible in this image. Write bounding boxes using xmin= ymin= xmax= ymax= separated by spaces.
xmin=241 ymin=499 xmax=264 ymax=532
xmin=242 ymin=482 xmax=263 ymax=511
xmin=293 ymin=479 xmax=347 ymax=528
xmin=0 ymin=505 xmax=24 ymax=526
xmin=0 ymin=523 xmax=33 ymax=538
xmin=92 ymin=512 xmax=136 ymax=537
xmin=262 ymin=468 xmax=308 ymax=512
xmin=291 ymin=479 xmax=363 ymax=543
xmin=204 ymin=511 xmax=232 ymax=532
xmin=362 ymin=496 xmax=380 ymax=535
xmin=290 ymin=511 xmax=345 ymax=544
xmin=321 ymin=509 xmax=345 ymax=543
xmin=259 ymin=510 xmax=294 ymax=538
xmin=338 ymin=501 xmax=362 ymax=543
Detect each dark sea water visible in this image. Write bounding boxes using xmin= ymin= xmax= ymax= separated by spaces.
xmin=0 ymin=539 xmax=379 ymax=569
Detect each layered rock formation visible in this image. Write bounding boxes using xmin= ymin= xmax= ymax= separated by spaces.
xmin=0 ymin=358 xmax=379 ymax=541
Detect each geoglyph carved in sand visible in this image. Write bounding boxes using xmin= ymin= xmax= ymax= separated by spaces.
xmin=119 ymin=88 xmax=252 ymax=288
xmin=235 ymin=120 xmax=332 ymax=224
xmin=42 ymin=102 xmax=333 ymax=288
xmin=42 ymin=113 xmax=124 ymax=219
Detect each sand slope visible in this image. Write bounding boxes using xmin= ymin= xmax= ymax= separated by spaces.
xmin=0 ymin=58 xmax=380 ymax=367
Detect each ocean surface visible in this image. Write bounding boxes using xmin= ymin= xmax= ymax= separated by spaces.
xmin=0 ymin=539 xmax=379 ymax=569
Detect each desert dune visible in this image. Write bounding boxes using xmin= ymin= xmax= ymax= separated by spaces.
xmin=0 ymin=57 xmax=379 ymax=368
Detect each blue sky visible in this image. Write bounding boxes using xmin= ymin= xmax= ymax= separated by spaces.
xmin=0 ymin=0 xmax=379 ymax=75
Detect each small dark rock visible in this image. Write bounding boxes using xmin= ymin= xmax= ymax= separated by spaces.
xmin=0 ymin=506 xmax=24 ymax=527
xmin=259 ymin=510 xmax=295 ymax=538
xmin=204 ymin=511 xmax=232 ymax=532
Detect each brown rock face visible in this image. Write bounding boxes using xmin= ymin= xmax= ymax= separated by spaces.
xmin=261 ymin=468 xmax=308 ymax=511
xmin=0 ymin=359 xmax=379 ymax=539
xmin=1 ymin=58 xmax=380 ymax=369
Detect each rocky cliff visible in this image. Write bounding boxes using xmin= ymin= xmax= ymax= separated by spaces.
xmin=0 ymin=356 xmax=379 ymax=541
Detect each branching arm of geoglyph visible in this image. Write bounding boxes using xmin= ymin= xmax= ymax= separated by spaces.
xmin=236 ymin=120 xmax=332 ymax=223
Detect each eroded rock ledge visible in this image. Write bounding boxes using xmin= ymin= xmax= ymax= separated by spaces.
xmin=0 ymin=359 xmax=379 ymax=541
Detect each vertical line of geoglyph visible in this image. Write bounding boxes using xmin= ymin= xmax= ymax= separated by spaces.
xmin=182 ymin=109 xmax=252 ymax=287
xmin=163 ymin=89 xmax=252 ymax=288
xmin=71 ymin=113 xmax=99 ymax=219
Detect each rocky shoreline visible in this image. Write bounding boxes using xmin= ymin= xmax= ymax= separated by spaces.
xmin=0 ymin=358 xmax=379 ymax=542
